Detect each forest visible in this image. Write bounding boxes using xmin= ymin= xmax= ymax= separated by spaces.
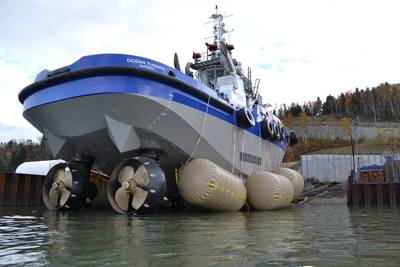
xmin=276 ymin=82 xmax=400 ymax=122
xmin=0 ymin=137 xmax=52 ymax=172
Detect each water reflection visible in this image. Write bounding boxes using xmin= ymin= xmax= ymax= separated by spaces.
xmin=348 ymin=207 xmax=400 ymax=267
xmin=1 ymin=201 xmax=400 ymax=266
xmin=0 ymin=210 xmax=49 ymax=266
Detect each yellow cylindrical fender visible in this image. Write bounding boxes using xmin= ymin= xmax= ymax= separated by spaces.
xmin=246 ymin=171 xmax=294 ymax=210
xmin=178 ymin=158 xmax=247 ymax=211
xmin=276 ymin=167 xmax=304 ymax=196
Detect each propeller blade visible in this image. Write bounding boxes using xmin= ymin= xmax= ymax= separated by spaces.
xmin=60 ymin=172 xmax=73 ymax=189
xmin=54 ymin=168 xmax=73 ymax=189
xmin=118 ymin=165 xmax=135 ymax=184
xmin=49 ymin=188 xmax=59 ymax=209
xmin=54 ymin=169 xmax=66 ymax=182
xmin=115 ymin=187 xmax=130 ymax=211
xmin=59 ymin=188 xmax=71 ymax=207
xmin=133 ymin=165 xmax=149 ymax=187
xmin=132 ymin=187 xmax=148 ymax=210
xmin=174 ymin=52 xmax=181 ymax=71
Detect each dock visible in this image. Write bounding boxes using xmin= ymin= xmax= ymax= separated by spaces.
xmin=347 ymin=175 xmax=400 ymax=207
xmin=2 ymin=170 xmax=400 ymax=208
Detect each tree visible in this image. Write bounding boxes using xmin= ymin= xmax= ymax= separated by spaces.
xmin=344 ymin=92 xmax=352 ymax=116
xmin=352 ymin=88 xmax=362 ymax=115
xmin=8 ymin=146 xmax=27 ymax=171
xmin=324 ymin=115 xmax=336 ymax=140
xmin=274 ymin=82 xmax=400 ymax=123
xmin=288 ymin=103 xmax=302 ymax=117
xmin=337 ymin=93 xmax=346 ymax=116
xmin=299 ymin=112 xmax=311 ymax=141
xmin=313 ymin=97 xmax=322 ymax=116
xmin=302 ymin=102 xmax=312 ymax=116
xmin=322 ymin=95 xmax=336 ymax=115
xmin=39 ymin=136 xmax=53 ymax=159
xmin=283 ymin=113 xmax=294 ymax=129
xmin=0 ymin=137 xmax=52 ymax=172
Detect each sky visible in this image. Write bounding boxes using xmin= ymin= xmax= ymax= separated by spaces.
xmin=0 ymin=0 xmax=399 ymax=142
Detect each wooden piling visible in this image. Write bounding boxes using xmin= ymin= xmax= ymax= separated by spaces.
xmin=0 ymin=171 xmax=107 ymax=208
xmin=347 ymin=175 xmax=400 ymax=207
xmin=0 ymin=172 xmax=44 ymax=207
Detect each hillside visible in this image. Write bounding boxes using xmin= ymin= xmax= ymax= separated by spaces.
xmin=276 ymin=82 xmax=400 ymax=161
xmin=277 ymin=82 xmax=400 ymax=122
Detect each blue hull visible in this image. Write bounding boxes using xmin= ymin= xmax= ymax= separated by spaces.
xmin=20 ymin=54 xmax=288 ymax=150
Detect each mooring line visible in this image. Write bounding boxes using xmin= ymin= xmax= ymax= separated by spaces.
xmin=182 ymin=94 xmax=211 ymax=168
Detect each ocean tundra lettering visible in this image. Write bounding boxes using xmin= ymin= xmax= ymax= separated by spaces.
xmin=126 ymin=58 xmax=166 ymax=71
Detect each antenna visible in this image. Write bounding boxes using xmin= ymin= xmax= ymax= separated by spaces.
xmin=204 ymin=5 xmax=233 ymax=43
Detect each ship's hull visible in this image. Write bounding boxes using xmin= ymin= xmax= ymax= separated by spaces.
xmin=20 ymin=54 xmax=287 ymax=198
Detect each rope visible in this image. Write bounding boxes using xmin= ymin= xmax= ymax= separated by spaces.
xmin=258 ymin=116 xmax=262 ymax=172
xmin=240 ymin=129 xmax=245 ymax=178
xmin=207 ymin=180 xmax=246 ymax=202
xmin=182 ymin=94 xmax=211 ymax=167
xmin=232 ymin=109 xmax=246 ymax=177
xmin=232 ymin=110 xmax=236 ymax=173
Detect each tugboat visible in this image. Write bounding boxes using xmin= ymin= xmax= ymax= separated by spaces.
xmin=18 ymin=6 xmax=294 ymax=214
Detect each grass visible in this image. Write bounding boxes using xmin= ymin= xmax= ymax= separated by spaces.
xmin=316 ymin=138 xmax=400 ymax=155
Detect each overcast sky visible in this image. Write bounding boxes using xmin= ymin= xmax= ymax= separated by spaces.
xmin=0 ymin=0 xmax=399 ymax=142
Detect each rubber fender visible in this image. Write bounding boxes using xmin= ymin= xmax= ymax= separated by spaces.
xmin=260 ymin=119 xmax=274 ymax=139
xmin=275 ymin=167 xmax=304 ymax=196
xmin=236 ymin=107 xmax=255 ymax=128
xmin=273 ymin=123 xmax=281 ymax=140
xmin=178 ymin=158 xmax=247 ymax=211
xmin=278 ymin=126 xmax=284 ymax=141
xmin=246 ymin=171 xmax=294 ymax=210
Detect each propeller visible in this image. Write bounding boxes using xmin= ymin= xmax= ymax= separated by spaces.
xmin=48 ymin=168 xmax=72 ymax=209
xmin=173 ymin=52 xmax=181 ymax=71
xmin=115 ymin=165 xmax=150 ymax=211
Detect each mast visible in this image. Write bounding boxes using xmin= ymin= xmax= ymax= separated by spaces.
xmin=187 ymin=6 xmax=261 ymax=107
xmin=209 ymin=6 xmax=236 ymax=74
xmin=210 ymin=5 xmax=227 ymax=43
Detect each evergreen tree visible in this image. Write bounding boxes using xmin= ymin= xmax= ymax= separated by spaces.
xmin=322 ymin=95 xmax=336 ymax=115
xmin=8 ymin=146 xmax=27 ymax=171
xmin=313 ymin=97 xmax=322 ymax=116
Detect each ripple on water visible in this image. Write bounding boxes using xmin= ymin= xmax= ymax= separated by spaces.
xmin=1 ymin=203 xmax=400 ymax=266
xmin=0 ymin=214 xmax=49 ymax=266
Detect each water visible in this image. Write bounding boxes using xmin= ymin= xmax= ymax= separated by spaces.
xmin=1 ymin=199 xmax=400 ymax=267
